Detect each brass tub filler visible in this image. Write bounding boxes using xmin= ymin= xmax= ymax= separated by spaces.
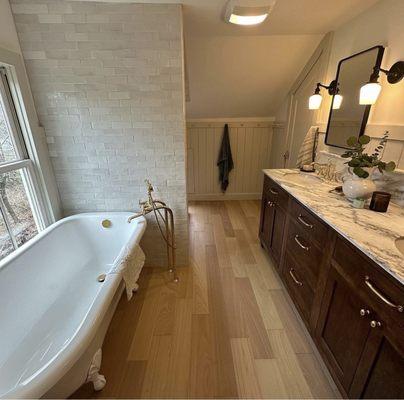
xmin=128 ymin=180 xmax=178 ymax=282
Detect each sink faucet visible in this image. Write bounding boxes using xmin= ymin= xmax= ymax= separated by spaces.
xmin=313 ymin=162 xmax=329 ymax=179
xmin=312 ymin=161 xmax=340 ymax=182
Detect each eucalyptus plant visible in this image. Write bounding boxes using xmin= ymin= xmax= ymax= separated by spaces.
xmin=341 ymin=131 xmax=396 ymax=178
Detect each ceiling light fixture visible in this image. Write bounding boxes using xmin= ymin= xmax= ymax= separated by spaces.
xmin=224 ymin=0 xmax=276 ymax=26
xmin=359 ymin=61 xmax=404 ymax=105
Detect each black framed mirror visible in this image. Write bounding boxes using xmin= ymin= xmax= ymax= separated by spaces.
xmin=325 ymin=45 xmax=385 ymax=149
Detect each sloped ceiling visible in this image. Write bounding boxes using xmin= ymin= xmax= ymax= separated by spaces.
xmin=185 ymin=34 xmax=323 ymax=118
xmin=183 ymin=0 xmax=379 ymax=118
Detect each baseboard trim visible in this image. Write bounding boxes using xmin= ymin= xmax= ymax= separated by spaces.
xmin=188 ymin=193 xmax=261 ymax=201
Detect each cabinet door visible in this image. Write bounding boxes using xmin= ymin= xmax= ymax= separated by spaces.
xmin=269 ymin=205 xmax=286 ymax=265
xmin=259 ymin=194 xmax=275 ymax=250
xmin=360 ymin=333 xmax=404 ymax=399
xmin=315 ymin=265 xmax=373 ymax=393
xmin=350 ymin=319 xmax=404 ymax=399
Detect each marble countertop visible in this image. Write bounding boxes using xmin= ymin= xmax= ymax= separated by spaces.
xmin=264 ymin=169 xmax=404 ymax=285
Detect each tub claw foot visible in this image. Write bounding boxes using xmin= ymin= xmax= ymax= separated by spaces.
xmin=86 ymin=349 xmax=106 ymax=391
xmin=91 ymin=373 xmax=106 ymax=391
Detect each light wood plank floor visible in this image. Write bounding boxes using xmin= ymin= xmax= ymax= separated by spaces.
xmin=72 ymin=200 xmax=340 ymax=399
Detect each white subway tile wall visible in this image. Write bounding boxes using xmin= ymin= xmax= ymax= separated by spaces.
xmin=11 ymin=0 xmax=188 ymax=266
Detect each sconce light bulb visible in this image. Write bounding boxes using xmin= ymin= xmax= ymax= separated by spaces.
xmin=332 ymin=94 xmax=343 ymax=109
xmin=309 ymin=93 xmax=322 ymax=110
xmin=360 ymin=82 xmax=381 ymax=105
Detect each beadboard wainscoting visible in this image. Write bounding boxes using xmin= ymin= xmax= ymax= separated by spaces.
xmin=187 ymin=119 xmax=273 ymax=200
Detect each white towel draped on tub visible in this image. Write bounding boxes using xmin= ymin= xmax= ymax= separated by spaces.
xmin=296 ymin=126 xmax=319 ymax=168
xmin=110 ymin=243 xmax=145 ymax=300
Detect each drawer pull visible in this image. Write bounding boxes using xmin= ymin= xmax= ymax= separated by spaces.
xmin=297 ymin=214 xmax=313 ymax=229
xmin=294 ymin=235 xmax=309 ymax=251
xmin=365 ymin=276 xmax=403 ymax=313
xmin=359 ymin=308 xmax=370 ymax=317
xmin=267 ymin=201 xmax=275 ymax=207
xmin=269 ymin=188 xmax=279 ymax=195
xmin=370 ymin=320 xmax=382 ymax=328
xmin=289 ymin=268 xmax=303 ymax=286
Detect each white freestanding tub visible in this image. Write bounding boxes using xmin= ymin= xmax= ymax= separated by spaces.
xmin=0 ymin=212 xmax=146 ymax=399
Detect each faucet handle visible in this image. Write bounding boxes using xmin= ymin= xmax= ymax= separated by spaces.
xmin=145 ymin=179 xmax=154 ymax=194
xmin=139 ymin=199 xmax=148 ymax=208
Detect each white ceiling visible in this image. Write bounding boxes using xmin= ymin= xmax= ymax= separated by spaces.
xmin=87 ymin=0 xmax=379 ymax=36
xmin=182 ymin=0 xmax=380 ymax=36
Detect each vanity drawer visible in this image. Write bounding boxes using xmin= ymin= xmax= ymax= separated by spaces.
xmin=283 ymin=251 xmax=315 ymax=324
xmin=263 ymin=176 xmax=289 ymax=211
xmin=285 ymin=220 xmax=322 ymax=290
xmin=333 ymin=236 xmax=404 ymax=328
xmin=289 ymin=198 xmax=328 ymax=246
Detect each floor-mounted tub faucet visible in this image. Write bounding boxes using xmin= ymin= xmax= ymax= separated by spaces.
xmin=128 ymin=180 xmax=178 ymax=282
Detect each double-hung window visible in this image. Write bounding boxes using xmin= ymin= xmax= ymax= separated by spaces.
xmin=0 ymin=67 xmax=46 ymax=260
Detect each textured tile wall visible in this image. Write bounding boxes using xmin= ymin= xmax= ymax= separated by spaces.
xmin=11 ymin=0 xmax=188 ymax=266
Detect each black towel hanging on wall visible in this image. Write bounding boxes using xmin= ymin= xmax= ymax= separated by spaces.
xmin=217 ymin=124 xmax=234 ymax=192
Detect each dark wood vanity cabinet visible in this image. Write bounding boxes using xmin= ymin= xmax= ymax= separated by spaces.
xmin=316 ymin=261 xmax=404 ymax=399
xmin=352 ymin=322 xmax=404 ymax=399
xmin=259 ymin=175 xmax=404 ymax=399
xmin=259 ymin=178 xmax=287 ymax=266
xmin=315 ymin=263 xmax=375 ymax=393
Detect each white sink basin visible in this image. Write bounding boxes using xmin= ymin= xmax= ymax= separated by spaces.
xmin=395 ymin=237 xmax=404 ymax=256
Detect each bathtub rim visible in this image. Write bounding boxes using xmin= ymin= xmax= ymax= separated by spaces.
xmin=0 ymin=212 xmax=147 ymax=399
xmin=0 ymin=211 xmax=146 ymax=273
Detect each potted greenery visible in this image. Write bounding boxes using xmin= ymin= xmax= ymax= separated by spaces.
xmin=341 ymin=131 xmax=396 ymax=201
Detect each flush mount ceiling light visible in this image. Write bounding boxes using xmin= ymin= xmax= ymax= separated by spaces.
xmin=308 ymin=80 xmax=342 ymax=110
xmin=360 ymin=61 xmax=404 ymax=105
xmin=224 ymin=0 xmax=276 ymax=26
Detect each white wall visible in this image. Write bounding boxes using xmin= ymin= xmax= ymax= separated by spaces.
xmin=0 ymin=0 xmax=61 ymax=220
xmin=186 ymin=34 xmax=322 ymax=118
xmin=11 ymin=0 xmax=188 ymax=267
xmin=319 ymin=0 xmax=404 ymax=129
xmin=317 ymin=0 xmax=404 ymax=170
xmin=0 ymin=0 xmax=20 ymax=53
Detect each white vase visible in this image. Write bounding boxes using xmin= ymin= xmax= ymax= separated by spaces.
xmin=342 ymin=168 xmax=376 ymax=201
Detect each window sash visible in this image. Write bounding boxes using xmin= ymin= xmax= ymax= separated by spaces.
xmin=0 ymin=67 xmax=28 ymax=163
xmin=0 ymin=67 xmax=47 ymax=239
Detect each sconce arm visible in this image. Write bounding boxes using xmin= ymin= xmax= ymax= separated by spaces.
xmin=315 ymin=80 xmax=338 ymax=95
xmin=371 ymin=61 xmax=404 ymax=84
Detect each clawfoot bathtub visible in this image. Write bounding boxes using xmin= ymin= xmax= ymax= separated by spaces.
xmin=0 ymin=212 xmax=146 ymax=399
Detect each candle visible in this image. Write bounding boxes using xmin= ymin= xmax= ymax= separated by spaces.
xmin=369 ymin=191 xmax=391 ymax=213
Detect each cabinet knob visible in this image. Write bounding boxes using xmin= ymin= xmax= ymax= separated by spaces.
xmin=359 ymin=308 xmax=370 ymax=317
xmin=370 ymin=320 xmax=382 ymax=328
xmin=267 ymin=201 xmax=275 ymax=207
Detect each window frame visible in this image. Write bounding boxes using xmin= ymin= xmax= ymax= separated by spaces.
xmin=0 ymin=64 xmax=50 ymax=250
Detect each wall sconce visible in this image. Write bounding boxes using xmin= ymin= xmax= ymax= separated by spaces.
xmin=360 ymin=61 xmax=404 ymax=105
xmin=308 ymin=80 xmax=342 ymax=110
